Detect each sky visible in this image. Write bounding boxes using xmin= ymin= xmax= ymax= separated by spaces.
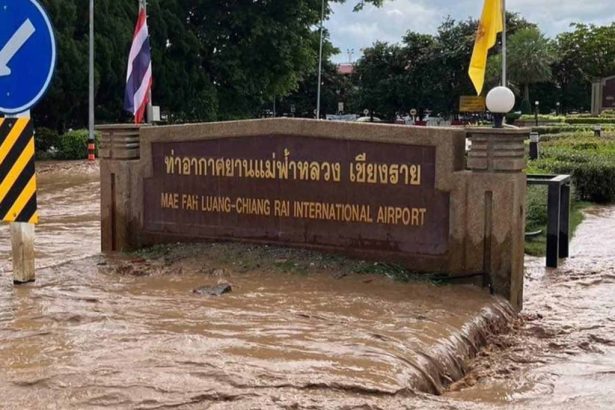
xmin=328 ymin=0 xmax=615 ymax=63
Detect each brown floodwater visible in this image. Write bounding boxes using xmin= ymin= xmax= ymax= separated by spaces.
xmin=446 ymin=205 xmax=615 ymax=408
xmin=0 ymin=161 xmax=613 ymax=409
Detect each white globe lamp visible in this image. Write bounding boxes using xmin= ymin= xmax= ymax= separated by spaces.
xmin=486 ymin=86 xmax=516 ymax=128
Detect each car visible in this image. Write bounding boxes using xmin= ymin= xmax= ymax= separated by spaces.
xmin=356 ymin=116 xmax=382 ymax=122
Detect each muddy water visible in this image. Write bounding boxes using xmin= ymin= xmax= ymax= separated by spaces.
xmin=0 ymin=161 xmax=101 ymax=272
xmin=446 ymin=206 xmax=615 ymax=408
xmin=0 ymin=161 xmax=614 ymax=409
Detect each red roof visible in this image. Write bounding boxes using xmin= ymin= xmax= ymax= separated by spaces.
xmin=337 ymin=64 xmax=354 ymax=75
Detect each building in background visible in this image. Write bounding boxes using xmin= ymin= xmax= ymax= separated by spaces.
xmin=592 ymin=75 xmax=615 ymax=115
xmin=337 ymin=63 xmax=354 ymax=76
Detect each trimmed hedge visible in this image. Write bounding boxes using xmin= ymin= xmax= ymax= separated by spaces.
xmin=34 ymin=127 xmax=60 ymax=154
xmin=55 ymin=129 xmax=100 ymax=160
xmin=532 ymin=124 xmax=615 ymax=135
xmin=520 ymin=113 xmax=615 ymax=126
xmin=519 ymin=114 xmax=565 ymax=123
xmin=566 ymin=117 xmax=615 ymax=125
xmin=530 ymin=134 xmax=615 ymax=203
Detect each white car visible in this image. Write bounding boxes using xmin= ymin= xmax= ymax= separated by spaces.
xmin=356 ymin=116 xmax=382 ymax=122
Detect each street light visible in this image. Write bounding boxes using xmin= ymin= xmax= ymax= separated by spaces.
xmin=556 ymin=101 xmax=561 ymax=116
xmin=346 ymin=48 xmax=354 ymax=63
xmin=486 ymin=86 xmax=515 ymax=128
xmin=316 ymin=0 xmax=324 ymax=120
xmin=534 ymin=100 xmax=540 ymax=126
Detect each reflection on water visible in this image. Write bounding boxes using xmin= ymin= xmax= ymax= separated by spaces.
xmin=0 ymin=161 xmax=613 ymax=409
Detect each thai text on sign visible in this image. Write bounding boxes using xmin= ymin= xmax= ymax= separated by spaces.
xmin=143 ymin=135 xmax=449 ymax=257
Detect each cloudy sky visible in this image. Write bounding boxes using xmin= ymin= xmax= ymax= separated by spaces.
xmin=328 ymin=0 xmax=615 ymax=62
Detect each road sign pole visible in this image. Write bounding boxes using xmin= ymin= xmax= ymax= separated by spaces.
xmin=10 ymin=111 xmax=35 ymax=284
xmin=0 ymin=0 xmax=55 ymax=284
xmin=88 ymin=0 xmax=96 ymax=160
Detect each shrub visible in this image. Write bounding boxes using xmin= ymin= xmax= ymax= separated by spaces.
xmin=519 ymin=114 xmax=565 ymax=123
xmin=34 ymin=127 xmax=60 ymax=154
xmin=551 ymin=159 xmax=615 ymax=203
xmin=506 ymin=112 xmax=522 ymax=124
xmin=530 ymin=134 xmax=615 ymax=203
xmin=56 ymin=129 xmax=100 ymax=160
xmin=526 ymin=186 xmax=548 ymax=231
xmin=566 ymin=117 xmax=615 ymax=125
xmin=532 ymin=124 xmax=615 ymax=135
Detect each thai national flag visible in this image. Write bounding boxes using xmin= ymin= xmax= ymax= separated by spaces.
xmin=124 ymin=8 xmax=152 ymax=124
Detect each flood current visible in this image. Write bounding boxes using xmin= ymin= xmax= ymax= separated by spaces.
xmin=0 ymin=161 xmax=613 ymax=409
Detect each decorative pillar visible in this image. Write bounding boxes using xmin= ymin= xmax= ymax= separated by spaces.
xmin=97 ymin=124 xmax=142 ymax=252
xmin=466 ymin=128 xmax=528 ymax=310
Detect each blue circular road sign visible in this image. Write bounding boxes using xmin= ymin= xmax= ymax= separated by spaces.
xmin=0 ymin=0 xmax=56 ymax=114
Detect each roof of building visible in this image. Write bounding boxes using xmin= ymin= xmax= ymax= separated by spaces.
xmin=337 ymin=63 xmax=354 ymax=76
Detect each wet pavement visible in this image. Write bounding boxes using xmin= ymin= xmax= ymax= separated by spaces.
xmin=0 ymin=161 xmax=614 ymax=409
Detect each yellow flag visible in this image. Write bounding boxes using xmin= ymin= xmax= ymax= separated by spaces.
xmin=468 ymin=0 xmax=503 ymax=95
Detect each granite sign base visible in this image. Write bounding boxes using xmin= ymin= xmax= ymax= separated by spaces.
xmin=98 ymin=119 xmax=528 ymax=310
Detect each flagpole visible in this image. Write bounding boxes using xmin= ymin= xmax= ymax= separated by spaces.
xmin=316 ymin=0 xmax=324 ymax=120
xmin=141 ymin=0 xmax=153 ymax=124
xmin=502 ymin=0 xmax=507 ymax=87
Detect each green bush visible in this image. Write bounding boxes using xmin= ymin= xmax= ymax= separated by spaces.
xmin=524 ymin=182 xmax=587 ymax=256
xmin=519 ymin=114 xmax=565 ymax=123
xmin=532 ymin=124 xmax=615 ymax=135
xmin=566 ymin=117 xmax=615 ymax=125
xmin=526 ymin=186 xmax=548 ymax=232
xmin=505 ymin=112 xmax=522 ymax=124
xmin=56 ymin=129 xmax=99 ymax=160
xmin=539 ymin=131 xmax=594 ymax=141
xmin=34 ymin=127 xmax=60 ymax=154
xmin=529 ymin=134 xmax=615 ymax=203
xmin=550 ymin=159 xmax=615 ymax=203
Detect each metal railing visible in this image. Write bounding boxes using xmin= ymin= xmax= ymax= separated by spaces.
xmin=527 ymin=174 xmax=571 ymax=268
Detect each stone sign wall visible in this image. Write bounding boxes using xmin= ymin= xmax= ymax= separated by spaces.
xmin=603 ymin=77 xmax=615 ymax=109
xmin=592 ymin=75 xmax=615 ymax=114
xmin=143 ymin=136 xmax=449 ymax=259
xmin=99 ymin=119 xmax=528 ymax=309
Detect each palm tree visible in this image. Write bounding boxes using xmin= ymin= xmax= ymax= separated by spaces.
xmin=506 ymin=27 xmax=555 ymax=113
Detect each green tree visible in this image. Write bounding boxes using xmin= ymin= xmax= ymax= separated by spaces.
xmin=352 ymin=42 xmax=409 ymax=121
xmin=32 ymin=0 xmax=384 ymax=129
xmin=557 ymin=23 xmax=615 ymax=81
xmin=349 ymin=13 xmax=537 ymax=118
xmin=554 ymin=23 xmax=615 ymax=112
xmin=505 ymin=27 xmax=555 ymax=113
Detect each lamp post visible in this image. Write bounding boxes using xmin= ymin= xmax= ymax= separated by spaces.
xmin=316 ymin=0 xmax=325 ymax=120
xmin=346 ymin=48 xmax=354 ymax=63
xmin=486 ymin=86 xmax=515 ymax=128
xmin=534 ymin=100 xmax=540 ymax=126
xmin=556 ymin=101 xmax=561 ymax=116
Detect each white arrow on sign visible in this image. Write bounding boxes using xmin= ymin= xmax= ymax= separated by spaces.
xmin=0 ymin=19 xmax=36 ymax=77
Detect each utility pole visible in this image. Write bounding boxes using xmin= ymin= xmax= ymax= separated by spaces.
xmin=316 ymin=0 xmax=324 ymax=120
xmin=88 ymin=0 xmax=95 ymax=152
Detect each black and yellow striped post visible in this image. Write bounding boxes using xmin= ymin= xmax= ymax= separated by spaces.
xmin=0 ymin=117 xmax=38 ymax=283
